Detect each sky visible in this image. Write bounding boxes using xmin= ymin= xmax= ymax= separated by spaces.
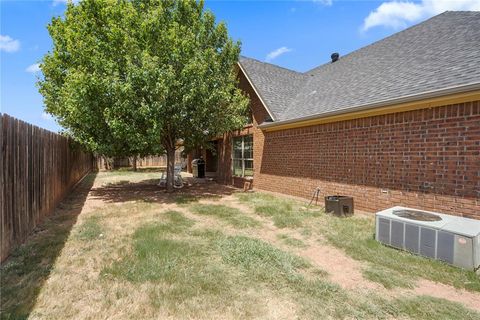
xmin=1 ymin=0 xmax=479 ymax=132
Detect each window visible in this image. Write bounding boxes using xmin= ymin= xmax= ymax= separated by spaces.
xmin=232 ymin=135 xmax=253 ymax=177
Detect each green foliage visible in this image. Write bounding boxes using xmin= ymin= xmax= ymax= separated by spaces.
xmin=190 ymin=204 xmax=260 ymax=228
xmin=39 ymin=0 xmax=249 ymax=177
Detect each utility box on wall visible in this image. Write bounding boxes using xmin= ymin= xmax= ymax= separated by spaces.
xmin=325 ymin=196 xmax=354 ymax=217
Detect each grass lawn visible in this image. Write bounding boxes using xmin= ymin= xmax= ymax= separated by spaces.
xmin=1 ymin=170 xmax=479 ymax=319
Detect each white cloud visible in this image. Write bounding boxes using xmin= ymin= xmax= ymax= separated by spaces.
xmin=0 ymin=35 xmax=20 ymax=53
xmin=363 ymin=2 xmax=423 ymax=31
xmin=266 ymin=47 xmax=293 ymax=62
xmin=41 ymin=112 xmax=53 ymax=121
xmin=362 ymin=0 xmax=480 ymax=31
xmin=26 ymin=63 xmax=41 ymax=73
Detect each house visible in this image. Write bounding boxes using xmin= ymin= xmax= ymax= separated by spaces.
xmin=201 ymin=12 xmax=480 ymax=219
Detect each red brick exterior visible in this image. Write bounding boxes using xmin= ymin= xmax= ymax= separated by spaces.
xmin=217 ymin=71 xmax=480 ymax=219
xmin=216 ymin=125 xmax=256 ymax=188
xmin=214 ymin=71 xmax=269 ymax=188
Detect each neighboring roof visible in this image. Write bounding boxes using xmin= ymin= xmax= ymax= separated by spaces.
xmin=238 ymin=11 xmax=480 ymax=123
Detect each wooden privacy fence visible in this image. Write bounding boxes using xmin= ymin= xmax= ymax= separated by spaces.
xmin=97 ymin=150 xmax=185 ymax=170
xmin=1 ymin=114 xmax=95 ymax=262
xmin=135 ymin=151 xmax=185 ymax=167
xmin=114 ymin=155 xmax=171 ymax=168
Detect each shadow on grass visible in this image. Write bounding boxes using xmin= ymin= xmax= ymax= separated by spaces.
xmin=0 ymin=173 xmax=96 ymax=320
xmin=89 ymin=177 xmax=236 ymax=205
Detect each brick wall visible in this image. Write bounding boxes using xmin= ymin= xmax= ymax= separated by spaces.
xmin=255 ymin=101 xmax=480 ymax=219
xmin=221 ymin=71 xmax=480 ymax=219
xmin=216 ymin=71 xmax=269 ymax=187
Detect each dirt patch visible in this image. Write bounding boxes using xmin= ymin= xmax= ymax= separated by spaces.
xmin=298 ymin=244 xmax=381 ymax=291
xmin=263 ymin=232 xmax=380 ymax=291
xmin=209 ymin=196 xmax=379 ymax=291
xmin=411 ymin=279 xmax=480 ymax=311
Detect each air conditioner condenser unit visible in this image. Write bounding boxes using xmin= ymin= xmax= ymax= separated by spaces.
xmin=375 ymin=206 xmax=480 ymax=271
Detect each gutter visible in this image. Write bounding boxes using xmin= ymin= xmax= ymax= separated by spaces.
xmin=258 ymin=82 xmax=480 ymax=130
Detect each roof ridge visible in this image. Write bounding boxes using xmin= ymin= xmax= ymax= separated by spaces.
xmin=239 ymin=56 xmax=305 ymax=75
xmin=305 ymin=11 xmax=453 ymax=74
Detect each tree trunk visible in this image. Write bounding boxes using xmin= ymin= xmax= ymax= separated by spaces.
xmin=108 ymin=157 xmax=114 ymax=170
xmin=132 ymin=155 xmax=138 ymax=171
xmin=165 ymin=145 xmax=175 ymax=192
xmin=101 ymin=155 xmax=107 ymax=170
xmin=102 ymin=155 xmax=111 ymax=170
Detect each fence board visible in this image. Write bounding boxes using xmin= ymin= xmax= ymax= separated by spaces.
xmin=1 ymin=114 xmax=94 ymax=262
xmin=99 ymin=152 xmax=184 ymax=170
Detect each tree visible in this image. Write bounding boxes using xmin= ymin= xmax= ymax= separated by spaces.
xmin=39 ymin=0 xmax=249 ymax=191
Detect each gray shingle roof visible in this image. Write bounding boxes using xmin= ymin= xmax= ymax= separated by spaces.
xmin=239 ymin=11 xmax=480 ymax=123
xmin=238 ymin=57 xmax=307 ymax=119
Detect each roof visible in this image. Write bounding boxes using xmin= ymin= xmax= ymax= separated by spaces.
xmin=238 ymin=58 xmax=307 ymax=119
xmin=238 ymin=11 xmax=480 ymax=123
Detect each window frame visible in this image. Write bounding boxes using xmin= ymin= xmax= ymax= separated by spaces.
xmin=232 ymin=135 xmax=253 ymax=178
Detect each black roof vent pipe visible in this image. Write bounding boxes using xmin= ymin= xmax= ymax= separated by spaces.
xmin=331 ymin=52 xmax=339 ymax=63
